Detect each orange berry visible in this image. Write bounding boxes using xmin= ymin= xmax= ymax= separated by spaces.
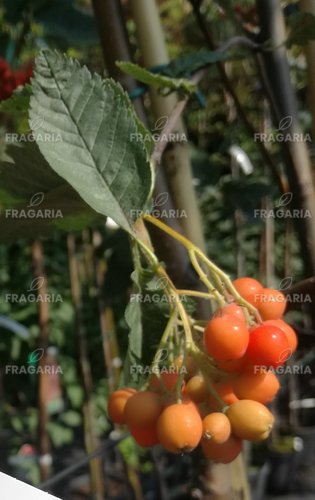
xmin=215 ymin=303 xmax=246 ymax=323
xmin=226 ymin=400 xmax=274 ymax=441
xmin=263 ymin=319 xmax=298 ymax=353
xmin=233 ymin=277 xmax=263 ymax=304
xmin=124 ymin=391 xmax=163 ymax=428
xmin=129 ymin=425 xmax=159 ymax=447
xmin=201 ymin=434 xmax=242 ymax=463
xmin=254 ymin=288 xmax=286 ymax=320
xmin=172 ymin=355 xmax=197 ymax=380
xmin=157 ymin=400 xmax=203 ymax=453
xmin=232 ymin=370 xmax=280 ymax=404
xmin=185 ymin=374 xmax=208 ymax=403
xmin=107 ymin=388 xmax=137 ymax=424
xmin=204 ymin=316 xmax=249 ymax=361
xmin=202 ymin=412 xmax=231 ymax=444
xmin=209 ymin=382 xmax=238 ymax=409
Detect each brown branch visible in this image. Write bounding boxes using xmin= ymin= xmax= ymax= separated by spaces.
xmin=256 ymin=0 xmax=315 ymax=278
xmin=190 ymin=0 xmax=286 ymax=194
xmin=283 ymin=276 xmax=315 ymax=297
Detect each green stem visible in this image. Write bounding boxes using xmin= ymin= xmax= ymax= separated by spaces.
xmin=203 ymin=372 xmax=227 ymax=410
xmin=153 ymin=309 xmax=178 ymax=366
xmin=135 ymin=235 xmax=198 ymax=364
xmin=135 ymin=237 xmax=159 ymax=268
xmin=177 ymin=289 xmax=215 ymax=299
xmin=144 ymin=215 xmax=262 ymax=322
xmin=189 ymin=249 xmax=225 ymax=307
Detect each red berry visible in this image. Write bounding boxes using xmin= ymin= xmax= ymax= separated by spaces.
xmin=130 ymin=425 xmax=159 ymax=447
xmin=263 ymin=319 xmax=298 ymax=353
xmin=246 ymin=324 xmax=290 ymax=368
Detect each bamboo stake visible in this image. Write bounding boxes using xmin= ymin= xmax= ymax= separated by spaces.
xmin=130 ymin=0 xmax=207 ymax=253
xmin=67 ymin=234 xmax=104 ymax=500
xmin=32 ymin=240 xmax=51 ymax=482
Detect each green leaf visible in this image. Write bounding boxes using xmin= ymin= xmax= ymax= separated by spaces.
xmin=3 ymin=0 xmax=98 ymax=47
xmin=123 ymin=266 xmax=171 ymax=386
xmin=164 ymin=49 xmax=230 ymax=77
xmin=29 ymin=50 xmax=154 ymax=234
xmin=11 ymin=416 xmax=24 ymax=433
xmin=67 ymin=384 xmax=84 ymax=408
xmin=60 ymin=410 xmax=82 ymax=427
xmin=116 ymin=61 xmax=196 ymax=93
xmin=0 ymin=142 xmax=101 ymax=242
xmin=118 ymin=436 xmax=139 ymax=468
xmin=286 ymin=12 xmax=315 ymax=47
xmin=124 ymin=270 xmax=143 ymax=372
xmin=47 ymin=421 xmax=73 ymax=446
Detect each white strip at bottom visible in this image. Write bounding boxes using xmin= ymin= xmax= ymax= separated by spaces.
xmin=0 ymin=473 xmax=61 ymax=500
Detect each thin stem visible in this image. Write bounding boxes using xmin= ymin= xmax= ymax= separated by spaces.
xmin=144 ymin=214 xmax=194 ymax=248
xmin=189 ymin=250 xmax=225 ymax=307
xmin=177 ymin=289 xmax=215 ymax=299
xmin=134 ymin=222 xmax=233 ymax=407
xmin=177 ymin=319 xmax=204 ymax=334
xmin=143 ymin=310 xmax=178 ymax=393
xmin=176 ymin=367 xmax=186 ymax=403
xmin=203 ymin=372 xmax=226 ymax=410
xmin=194 ymin=248 xmax=262 ymax=322
xmin=135 ymin=234 xmax=196 ymax=351
xmin=144 ymin=214 xmax=262 ymax=322
xmin=153 ymin=309 xmax=178 ymax=369
xmin=136 ymin=237 xmax=159 ymax=268
xmin=175 ymin=297 xmax=194 ymax=347
xmin=192 ymin=324 xmax=205 ymax=333
xmin=151 ymin=69 xmax=206 ymax=165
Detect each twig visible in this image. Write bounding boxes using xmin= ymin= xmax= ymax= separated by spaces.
xmin=151 ymin=34 xmax=263 ymax=166
xmin=214 ymin=35 xmax=260 ymax=53
xmin=38 ymin=433 xmax=129 ymax=491
xmin=151 ymin=69 xmax=205 ymax=164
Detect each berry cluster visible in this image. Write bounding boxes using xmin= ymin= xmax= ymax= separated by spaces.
xmin=107 ymin=276 xmax=297 ymax=464
xmin=0 ymin=58 xmax=33 ymax=100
